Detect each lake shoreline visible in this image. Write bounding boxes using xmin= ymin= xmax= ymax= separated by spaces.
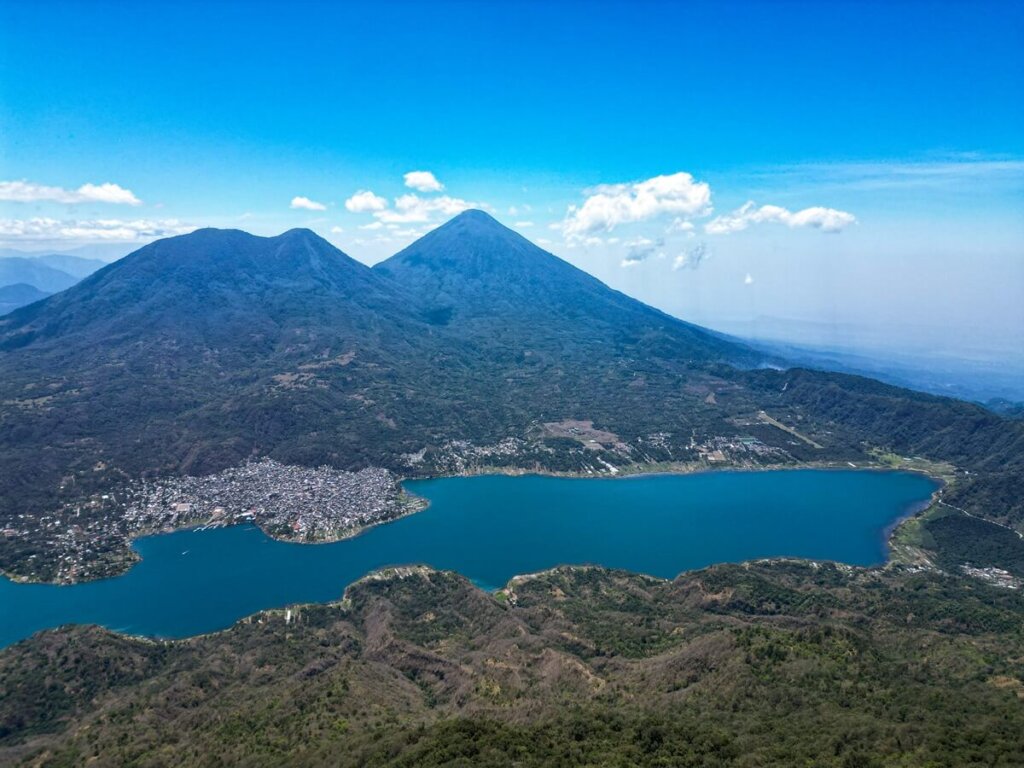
xmin=1 ymin=460 xmax=945 ymax=588
xmin=0 ymin=468 xmax=942 ymax=649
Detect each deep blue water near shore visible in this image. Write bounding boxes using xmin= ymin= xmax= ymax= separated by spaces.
xmin=0 ymin=470 xmax=936 ymax=648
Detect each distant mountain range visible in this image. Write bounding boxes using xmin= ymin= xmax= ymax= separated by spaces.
xmin=0 ymin=284 xmax=52 ymax=316
xmin=0 ymin=257 xmax=80 ymax=294
xmin=0 ymin=210 xmax=1022 ymax=580
xmin=0 ymin=243 xmax=128 ymax=262
xmin=0 ymin=252 xmax=110 ymax=315
xmin=28 ymin=253 xmax=110 ymax=279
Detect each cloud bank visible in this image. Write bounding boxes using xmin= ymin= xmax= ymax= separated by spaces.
xmin=374 ymin=194 xmax=480 ymax=224
xmin=0 ymin=217 xmax=195 ymax=242
xmin=563 ymin=172 xmax=712 ymax=237
xmin=706 ymin=202 xmax=856 ymax=234
xmin=0 ymin=180 xmax=142 ymax=206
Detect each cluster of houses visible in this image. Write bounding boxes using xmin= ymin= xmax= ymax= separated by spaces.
xmin=124 ymin=459 xmax=417 ymax=541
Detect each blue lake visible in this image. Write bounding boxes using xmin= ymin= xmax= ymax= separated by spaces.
xmin=0 ymin=470 xmax=937 ymax=648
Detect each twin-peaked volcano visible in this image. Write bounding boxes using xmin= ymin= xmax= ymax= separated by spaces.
xmin=0 ymin=227 xmax=412 ymax=351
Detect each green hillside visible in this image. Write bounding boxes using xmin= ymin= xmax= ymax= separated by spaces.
xmin=2 ymin=563 xmax=1023 ymax=767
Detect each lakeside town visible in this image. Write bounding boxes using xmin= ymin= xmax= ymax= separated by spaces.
xmin=124 ymin=459 xmax=421 ymax=541
xmin=1 ymin=460 xmax=421 ymax=583
xmin=1 ymin=420 xmax=817 ymax=584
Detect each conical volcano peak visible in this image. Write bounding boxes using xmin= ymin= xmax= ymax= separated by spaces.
xmin=370 ymin=209 xmax=748 ymax=365
xmin=374 ymin=208 xmax=558 ymax=281
xmin=445 ymin=208 xmax=503 ymax=228
xmin=422 ymin=208 xmax=526 ymax=246
xmin=374 ymin=208 xmax=656 ymax=324
xmin=275 ymin=227 xmax=328 ymax=244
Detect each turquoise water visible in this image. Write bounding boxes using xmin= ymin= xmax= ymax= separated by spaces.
xmin=0 ymin=470 xmax=936 ymax=648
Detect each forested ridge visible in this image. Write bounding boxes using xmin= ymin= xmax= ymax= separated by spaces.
xmin=2 ymin=563 xmax=1023 ymax=767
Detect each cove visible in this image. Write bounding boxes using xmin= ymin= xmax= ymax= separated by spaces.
xmin=0 ymin=469 xmax=937 ymax=648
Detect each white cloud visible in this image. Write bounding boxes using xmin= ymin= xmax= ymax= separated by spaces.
xmin=744 ymin=273 xmax=754 ymax=285
xmin=403 ymin=171 xmax=444 ymax=192
xmin=343 ymin=175 xmax=488 ymax=227
xmin=706 ymin=201 xmax=857 ymax=234
xmin=0 ymin=180 xmax=142 ymax=205
xmin=290 ymin=195 xmax=326 ymax=211
xmin=330 ymin=226 xmax=344 ymax=234
xmin=625 ymin=236 xmax=655 ymax=247
xmin=514 ymin=221 xmax=534 ymax=228
xmin=784 ymin=206 xmax=857 ymax=231
xmin=76 ymin=183 xmax=142 ymax=205
xmin=671 ymin=243 xmax=710 ymax=271
xmin=0 ymin=217 xmax=194 ymax=242
xmin=344 ymin=190 xmax=388 ymax=212
xmin=563 ymin=172 xmax=712 ymax=237
xmin=374 ymin=194 xmax=481 ymax=224
xmin=667 ymin=218 xmax=695 ymax=234
xmin=620 ymin=237 xmax=664 ymax=268
xmin=391 ymin=227 xmax=426 ymax=238
xmin=359 ymin=221 xmax=384 ymax=230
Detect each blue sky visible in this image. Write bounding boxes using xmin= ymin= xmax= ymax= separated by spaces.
xmin=1 ymin=0 xmax=1022 ymax=360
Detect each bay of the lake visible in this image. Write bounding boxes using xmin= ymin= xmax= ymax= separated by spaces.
xmin=0 ymin=470 xmax=937 ymax=647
